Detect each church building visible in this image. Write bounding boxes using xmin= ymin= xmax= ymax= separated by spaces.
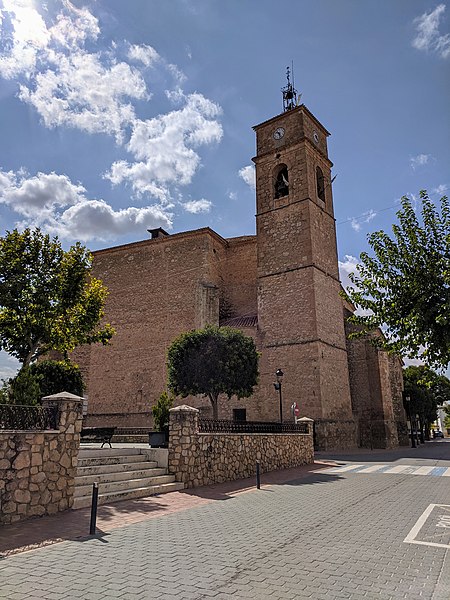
xmin=76 ymin=80 xmax=408 ymax=450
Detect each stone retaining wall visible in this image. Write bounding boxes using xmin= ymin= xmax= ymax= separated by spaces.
xmin=0 ymin=393 xmax=83 ymax=525
xmin=168 ymin=405 xmax=314 ymax=488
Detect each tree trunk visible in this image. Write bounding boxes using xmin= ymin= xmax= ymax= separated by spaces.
xmin=208 ymin=393 xmax=219 ymax=419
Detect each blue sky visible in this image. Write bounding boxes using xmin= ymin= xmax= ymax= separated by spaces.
xmin=0 ymin=0 xmax=449 ymax=380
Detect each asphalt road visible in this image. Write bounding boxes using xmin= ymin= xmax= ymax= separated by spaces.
xmin=1 ymin=440 xmax=449 ymax=599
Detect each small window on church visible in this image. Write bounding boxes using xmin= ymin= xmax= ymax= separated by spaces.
xmin=274 ymin=165 xmax=289 ymax=199
xmin=316 ymin=166 xmax=325 ymax=202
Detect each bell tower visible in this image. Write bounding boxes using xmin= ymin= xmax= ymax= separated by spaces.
xmin=253 ymin=74 xmax=356 ymax=449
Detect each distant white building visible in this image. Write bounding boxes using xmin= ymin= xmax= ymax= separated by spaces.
xmin=436 ymin=402 xmax=449 ymax=435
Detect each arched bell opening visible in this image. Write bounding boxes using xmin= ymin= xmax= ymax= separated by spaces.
xmin=274 ymin=164 xmax=289 ymax=199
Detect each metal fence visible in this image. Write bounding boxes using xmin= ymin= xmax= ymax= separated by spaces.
xmin=198 ymin=419 xmax=310 ymax=434
xmin=0 ymin=404 xmax=59 ymax=431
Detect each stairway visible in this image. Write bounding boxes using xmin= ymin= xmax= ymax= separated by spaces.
xmin=73 ymin=447 xmax=184 ymax=509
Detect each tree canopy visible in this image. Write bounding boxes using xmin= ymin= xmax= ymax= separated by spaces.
xmin=344 ymin=191 xmax=450 ymax=370
xmin=0 ymin=228 xmax=114 ymax=367
xmin=403 ymin=365 xmax=450 ymax=428
xmin=167 ymin=325 xmax=259 ymax=419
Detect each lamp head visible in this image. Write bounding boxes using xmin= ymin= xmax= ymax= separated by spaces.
xmin=275 ymin=369 xmax=284 ymax=383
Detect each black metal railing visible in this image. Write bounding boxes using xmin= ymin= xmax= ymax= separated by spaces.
xmin=0 ymin=404 xmax=59 ymax=431
xmin=198 ymin=419 xmax=310 ymax=434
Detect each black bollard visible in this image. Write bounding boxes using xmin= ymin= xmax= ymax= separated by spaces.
xmin=89 ymin=482 xmax=99 ymax=535
xmin=256 ymin=460 xmax=261 ymax=489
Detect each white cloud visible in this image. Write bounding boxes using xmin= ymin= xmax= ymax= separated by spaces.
xmin=0 ymin=1 xmax=224 ymax=212
xmin=433 ymin=184 xmax=448 ymax=195
xmin=19 ymin=51 xmax=148 ymax=144
xmin=338 ymin=255 xmax=373 ymax=317
xmin=183 ymin=199 xmax=212 ymax=214
xmin=0 ymin=167 xmax=172 ymax=241
xmin=106 ymin=93 xmax=222 ymax=200
xmin=410 ymin=153 xmax=431 ymax=169
xmin=127 ymin=44 xmax=160 ymax=67
xmin=0 ymin=351 xmax=20 ymax=383
xmin=239 ymin=165 xmax=256 ymax=190
xmin=339 ymin=255 xmax=360 ymax=291
xmin=228 ymin=191 xmax=237 ymax=201
xmin=412 ymin=4 xmax=450 ymax=59
xmin=51 ymin=200 xmax=172 ymax=242
xmin=350 ymin=209 xmax=377 ymax=232
xmin=0 ymin=1 xmax=148 ymax=143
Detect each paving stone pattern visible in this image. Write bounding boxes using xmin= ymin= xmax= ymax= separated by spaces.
xmin=1 ymin=462 xmax=449 ymax=599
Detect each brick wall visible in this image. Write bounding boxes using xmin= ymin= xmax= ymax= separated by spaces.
xmin=344 ymin=313 xmax=402 ymax=449
xmin=74 ymin=229 xmax=227 ymax=427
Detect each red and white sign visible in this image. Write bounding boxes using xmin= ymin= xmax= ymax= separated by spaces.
xmin=291 ymin=402 xmax=300 ymax=417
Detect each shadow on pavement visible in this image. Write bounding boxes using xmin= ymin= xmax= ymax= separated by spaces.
xmin=0 ymin=461 xmax=335 ymax=558
xmin=317 ymin=439 xmax=450 ymax=466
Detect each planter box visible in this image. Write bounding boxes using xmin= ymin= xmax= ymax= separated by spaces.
xmin=148 ymin=431 xmax=169 ymax=448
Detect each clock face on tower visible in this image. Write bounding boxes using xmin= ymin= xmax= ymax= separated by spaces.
xmin=272 ymin=127 xmax=285 ymax=140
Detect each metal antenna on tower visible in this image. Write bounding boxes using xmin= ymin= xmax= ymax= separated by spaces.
xmin=281 ymin=64 xmax=300 ymax=112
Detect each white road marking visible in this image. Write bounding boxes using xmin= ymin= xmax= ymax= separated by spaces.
xmin=404 ymin=504 xmax=450 ymax=549
xmin=357 ymin=464 xmax=388 ymax=473
xmin=325 ymin=464 xmax=365 ymax=473
xmin=383 ymin=465 xmax=412 ymax=474
xmin=319 ymin=463 xmax=450 ymax=477
xmin=411 ymin=466 xmax=435 ymax=475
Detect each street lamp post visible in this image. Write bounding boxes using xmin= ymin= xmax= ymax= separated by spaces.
xmin=274 ymin=369 xmax=284 ymax=423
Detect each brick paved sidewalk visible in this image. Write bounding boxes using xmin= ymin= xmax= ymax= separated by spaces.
xmin=0 ymin=460 xmax=335 ymax=558
xmin=1 ymin=457 xmax=449 ymax=600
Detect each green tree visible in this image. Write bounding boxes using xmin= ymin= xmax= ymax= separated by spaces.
xmin=403 ymin=365 xmax=450 ymax=435
xmin=167 ymin=325 xmax=259 ymax=419
xmin=152 ymin=391 xmax=174 ymax=432
xmin=7 ymin=367 xmax=41 ymax=405
xmin=1 ymin=359 xmax=84 ymax=406
xmin=0 ymin=228 xmax=115 ymax=367
xmin=343 ymin=191 xmax=450 ymax=370
xmin=30 ymin=359 xmax=84 ymax=398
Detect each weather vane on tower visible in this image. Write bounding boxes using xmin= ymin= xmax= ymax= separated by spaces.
xmin=281 ymin=63 xmax=301 ymax=112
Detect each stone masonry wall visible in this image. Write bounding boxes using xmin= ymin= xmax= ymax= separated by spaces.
xmin=168 ymin=406 xmax=314 ymax=488
xmin=0 ymin=393 xmax=82 ymax=525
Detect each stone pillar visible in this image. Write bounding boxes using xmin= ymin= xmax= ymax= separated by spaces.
xmin=40 ymin=391 xmax=83 ymax=510
xmin=297 ymin=416 xmax=314 ymax=435
xmin=168 ymin=405 xmax=199 ymax=484
xmin=0 ymin=392 xmax=84 ymax=524
xmin=42 ymin=391 xmax=83 ymax=436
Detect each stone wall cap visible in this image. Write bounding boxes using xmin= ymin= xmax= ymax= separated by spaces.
xmin=41 ymin=391 xmax=84 ymax=402
xmin=169 ymin=405 xmax=199 ymax=413
xmin=297 ymin=417 xmax=314 ymax=423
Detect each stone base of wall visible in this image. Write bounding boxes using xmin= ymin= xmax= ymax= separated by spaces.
xmin=356 ymin=418 xmax=399 ymax=450
xmin=314 ymin=419 xmax=357 ymax=451
xmin=396 ymin=421 xmax=410 ymax=446
xmin=168 ymin=406 xmax=314 ymax=488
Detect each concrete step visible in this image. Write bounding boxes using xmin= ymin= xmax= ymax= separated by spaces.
xmin=78 ymin=454 xmax=150 ymax=467
xmin=75 ymin=467 xmax=168 ymax=487
xmin=78 ymin=448 xmax=146 ymax=458
xmin=72 ymin=481 xmax=185 ymax=509
xmin=76 ymin=461 xmax=158 ymax=477
xmin=74 ymin=474 xmax=178 ymax=497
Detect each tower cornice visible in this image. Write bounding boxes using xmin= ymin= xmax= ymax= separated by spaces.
xmin=251 ymin=135 xmax=333 ymax=167
xmin=253 ymin=104 xmax=331 ymax=137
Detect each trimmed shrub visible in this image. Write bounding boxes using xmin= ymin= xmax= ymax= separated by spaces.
xmin=30 ymin=360 xmax=84 ymax=398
